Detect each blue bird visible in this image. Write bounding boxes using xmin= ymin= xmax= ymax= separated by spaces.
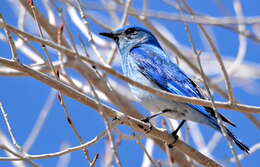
xmin=100 ymin=25 xmax=249 ymax=153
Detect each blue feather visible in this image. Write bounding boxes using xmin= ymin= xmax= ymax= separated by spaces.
xmin=130 ymin=44 xmax=210 ymax=115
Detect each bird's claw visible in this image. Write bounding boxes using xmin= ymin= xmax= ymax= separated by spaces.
xmin=168 ymin=131 xmax=179 ymax=148
xmin=141 ymin=117 xmax=150 ymax=123
xmin=140 ymin=117 xmax=153 ymax=133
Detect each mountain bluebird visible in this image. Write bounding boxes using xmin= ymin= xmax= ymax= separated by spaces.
xmin=100 ymin=25 xmax=249 ymax=153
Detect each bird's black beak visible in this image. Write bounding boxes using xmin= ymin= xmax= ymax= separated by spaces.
xmin=99 ymin=32 xmax=118 ymax=40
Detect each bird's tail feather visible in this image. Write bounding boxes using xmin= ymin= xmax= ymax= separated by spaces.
xmin=225 ymin=128 xmax=250 ymax=153
xmin=207 ymin=116 xmax=249 ymax=153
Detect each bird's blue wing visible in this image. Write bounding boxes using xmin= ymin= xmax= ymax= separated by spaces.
xmin=130 ymin=44 xmax=236 ymax=126
xmin=130 ymin=44 xmax=214 ymax=118
xmin=130 ymin=45 xmax=203 ymax=102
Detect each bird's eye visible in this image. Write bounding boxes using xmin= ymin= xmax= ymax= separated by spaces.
xmin=125 ymin=28 xmax=136 ymax=35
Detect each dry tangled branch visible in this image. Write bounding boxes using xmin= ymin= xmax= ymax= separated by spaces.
xmin=0 ymin=0 xmax=259 ymax=167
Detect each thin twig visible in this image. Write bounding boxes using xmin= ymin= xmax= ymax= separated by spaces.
xmin=81 ymin=2 xmax=260 ymax=43
xmin=0 ymin=103 xmax=25 ymax=154
xmin=56 ymin=75 xmax=92 ymax=163
xmin=0 ymin=145 xmax=40 ymax=167
xmin=196 ymin=53 xmax=241 ymax=167
xmin=118 ymin=0 xmax=133 ymax=28
xmin=213 ymin=0 xmax=247 ymax=84
xmin=137 ymin=138 xmax=159 ymax=167
xmin=82 ymin=3 xmax=260 ymax=25
xmin=0 ymin=121 xmax=119 ymax=161
xmin=229 ymin=143 xmax=260 ymax=163
xmin=29 ymin=1 xmax=56 ymax=75
xmin=72 ymin=1 xmax=106 ymax=64
xmin=87 ymin=77 xmax=123 ymax=167
xmin=0 ymin=15 xmax=19 ymax=62
xmin=181 ymin=0 xmax=236 ymax=105
xmin=0 ymin=103 xmax=40 ymax=167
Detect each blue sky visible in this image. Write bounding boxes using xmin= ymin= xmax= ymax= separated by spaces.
xmin=0 ymin=0 xmax=259 ymax=167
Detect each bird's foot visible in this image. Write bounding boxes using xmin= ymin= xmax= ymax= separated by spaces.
xmin=168 ymin=131 xmax=179 ymax=148
xmin=141 ymin=116 xmax=151 ymax=123
xmin=168 ymin=120 xmax=185 ymax=148
xmin=112 ymin=116 xmax=119 ymax=121
xmin=140 ymin=117 xmax=153 ymax=133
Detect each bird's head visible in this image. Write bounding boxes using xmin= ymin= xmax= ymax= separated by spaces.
xmin=99 ymin=25 xmax=161 ymax=51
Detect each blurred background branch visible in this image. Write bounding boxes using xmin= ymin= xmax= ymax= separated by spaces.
xmin=0 ymin=0 xmax=259 ymax=167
